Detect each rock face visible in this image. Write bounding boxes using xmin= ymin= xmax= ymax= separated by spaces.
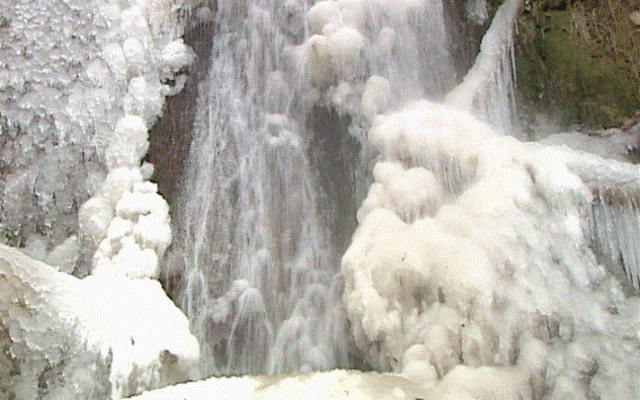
xmin=145 ymin=17 xmax=215 ymax=207
xmin=0 ymin=243 xmax=199 ymax=399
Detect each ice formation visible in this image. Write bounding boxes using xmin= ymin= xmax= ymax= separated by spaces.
xmin=169 ymin=0 xmax=461 ymax=379
xmin=166 ymin=1 xmax=638 ymax=398
xmin=446 ymin=0 xmax=521 ymax=135
xmin=342 ymin=99 xmax=640 ymax=399
xmin=1 ymin=0 xmax=201 ymax=398
xmin=70 ymin=0 xmax=201 ymax=280
xmin=0 ymin=0 xmax=196 ymax=256
xmin=1 ymin=0 xmax=639 ymax=399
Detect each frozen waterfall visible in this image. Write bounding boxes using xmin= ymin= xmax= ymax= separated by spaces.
xmin=0 ymin=0 xmax=638 ymax=399
xmin=167 ymin=0 xmax=461 ymax=377
xmin=166 ymin=0 xmax=639 ymax=398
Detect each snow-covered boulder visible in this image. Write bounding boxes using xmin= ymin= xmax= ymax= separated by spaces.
xmin=0 ymin=243 xmax=198 ymax=399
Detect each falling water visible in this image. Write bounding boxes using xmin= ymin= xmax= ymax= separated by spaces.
xmin=167 ymin=0 xmax=460 ymax=377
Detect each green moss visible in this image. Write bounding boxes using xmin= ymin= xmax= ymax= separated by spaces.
xmin=515 ymin=1 xmax=640 ymax=129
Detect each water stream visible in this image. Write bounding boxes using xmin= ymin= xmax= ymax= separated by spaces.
xmin=167 ymin=0 xmax=461 ymax=377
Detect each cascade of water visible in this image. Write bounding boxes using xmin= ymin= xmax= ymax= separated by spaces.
xmin=170 ymin=0 xmax=335 ymax=376
xmin=167 ymin=0 xmax=460 ymax=378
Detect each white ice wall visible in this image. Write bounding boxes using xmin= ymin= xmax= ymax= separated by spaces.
xmin=0 ymin=0 xmax=197 ymax=275
xmin=0 ymin=0 xmax=205 ymax=398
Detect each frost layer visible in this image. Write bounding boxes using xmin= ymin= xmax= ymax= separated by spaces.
xmin=342 ymin=100 xmax=639 ymax=399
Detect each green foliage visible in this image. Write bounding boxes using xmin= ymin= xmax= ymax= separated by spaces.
xmin=515 ymin=0 xmax=640 ymax=128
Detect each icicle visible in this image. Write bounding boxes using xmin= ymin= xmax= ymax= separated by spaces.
xmin=587 ymin=187 xmax=640 ymax=292
xmin=445 ymin=0 xmax=524 ymax=135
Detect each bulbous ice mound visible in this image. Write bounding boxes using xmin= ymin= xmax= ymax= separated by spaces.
xmin=342 ymin=100 xmax=640 ymax=399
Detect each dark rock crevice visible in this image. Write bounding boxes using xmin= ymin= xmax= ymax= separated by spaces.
xmin=145 ymin=18 xmax=215 ymax=207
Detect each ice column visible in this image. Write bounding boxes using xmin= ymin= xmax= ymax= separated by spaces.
xmin=78 ymin=5 xmax=196 ymax=279
xmin=446 ymin=0 xmax=524 ymax=135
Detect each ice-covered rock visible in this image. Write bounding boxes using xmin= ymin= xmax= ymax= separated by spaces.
xmin=0 ymin=0 xmax=194 ymax=260
xmin=0 ymin=243 xmax=199 ymax=399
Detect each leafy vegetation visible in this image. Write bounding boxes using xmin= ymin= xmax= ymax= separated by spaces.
xmin=515 ymin=0 xmax=640 ymax=129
